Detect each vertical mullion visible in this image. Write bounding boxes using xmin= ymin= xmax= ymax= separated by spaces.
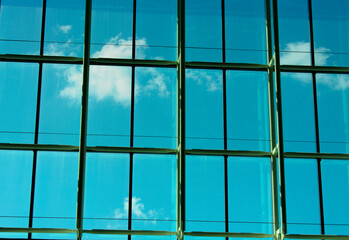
xmin=265 ymin=0 xmax=279 ymax=237
xmin=221 ymin=0 xmax=229 ymax=238
xmin=128 ymin=0 xmax=137 ymax=238
xmin=271 ymin=0 xmax=287 ymax=235
xmin=308 ymin=0 xmax=325 ymax=234
xmin=76 ymin=0 xmax=92 ymax=239
xmin=28 ymin=0 xmax=47 ymax=238
xmin=177 ymin=0 xmax=186 ymax=237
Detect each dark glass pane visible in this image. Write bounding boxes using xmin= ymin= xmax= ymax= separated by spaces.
xmin=322 ymin=160 xmax=349 ymax=234
xmin=313 ymin=0 xmax=349 ymax=67
xmin=0 ymin=62 xmax=38 ymax=143
xmin=87 ymin=66 xmax=131 ymax=147
xmin=136 ymin=0 xmax=177 ymax=60
xmin=285 ymin=159 xmax=321 ymax=234
xmin=132 ymin=154 xmax=176 ymax=231
xmin=39 ymin=64 xmax=82 ymax=145
xmin=33 ymin=151 xmax=78 ymax=238
xmin=186 ymin=69 xmax=223 ymax=149
xmin=134 ymin=68 xmax=177 ymax=148
xmin=279 ymin=0 xmax=311 ymax=65
xmin=186 ymin=0 xmax=222 ymax=62
xmin=281 ymin=73 xmax=316 ymax=152
xmin=225 ymin=0 xmax=266 ymax=64
xmin=316 ymin=74 xmax=349 ymax=153
xmin=44 ymin=0 xmax=85 ymax=57
xmin=0 ymin=150 xmax=32 ymax=239
xmin=186 ymin=156 xmax=225 ymax=231
xmin=0 ymin=0 xmax=42 ymax=54
xmin=84 ymin=153 xmax=129 ymax=230
xmin=91 ymin=0 xmax=133 ymax=59
xmin=228 ymin=157 xmax=272 ymax=233
xmin=226 ymin=71 xmax=269 ymax=151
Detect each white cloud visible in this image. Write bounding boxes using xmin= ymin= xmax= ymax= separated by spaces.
xmin=281 ymin=41 xmax=349 ymax=90
xmin=186 ymin=70 xmax=222 ymax=91
xmin=59 ymin=25 xmax=72 ymax=34
xmin=58 ymin=36 xmax=170 ymax=105
xmin=113 ymin=197 xmax=158 ymax=220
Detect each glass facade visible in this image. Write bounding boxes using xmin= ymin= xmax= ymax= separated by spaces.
xmin=0 ymin=0 xmax=349 ymax=240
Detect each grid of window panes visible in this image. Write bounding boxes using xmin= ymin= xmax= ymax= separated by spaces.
xmin=1 ymin=0 xmax=349 ymax=240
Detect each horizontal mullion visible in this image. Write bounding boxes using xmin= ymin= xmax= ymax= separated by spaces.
xmin=87 ymin=146 xmax=177 ymax=154
xmin=286 ymin=234 xmax=349 ymax=240
xmin=186 ymin=61 xmax=268 ymax=71
xmin=284 ymin=152 xmax=349 ymax=160
xmin=0 ymin=54 xmax=82 ymax=64
xmin=83 ymin=229 xmax=176 ymax=236
xmin=184 ymin=231 xmax=273 ymax=238
xmin=280 ymin=65 xmax=349 ymax=74
xmin=186 ymin=149 xmax=271 ymax=157
xmin=90 ymin=58 xmax=177 ymax=68
xmin=0 ymin=143 xmax=79 ymax=152
xmin=0 ymin=227 xmax=76 ymax=234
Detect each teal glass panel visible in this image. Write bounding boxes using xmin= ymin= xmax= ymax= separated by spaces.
xmin=84 ymin=153 xmax=129 ymax=230
xmin=0 ymin=62 xmax=39 ymax=144
xmin=87 ymin=66 xmax=131 ymax=147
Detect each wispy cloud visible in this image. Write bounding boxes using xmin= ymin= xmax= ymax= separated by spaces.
xmin=113 ymin=197 xmax=158 ymax=221
xmin=186 ymin=70 xmax=222 ymax=91
xmin=56 ymin=36 xmax=170 ymax=105
xmin=59 ymin=25 xmax=72 ymax=34
xmin=281 ymin=41 xmax=349 ymax=90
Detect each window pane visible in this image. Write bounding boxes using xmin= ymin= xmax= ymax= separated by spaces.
xmin=134 ymin=68 xmax=177 ymax=149
xmin=87 ymin=66 xmax=131 ymax=147
xmin=281 ymin=73 xmax=316 ymax=152
xmin=84 ymin=153 xmax=129 ymax=230
xmin=44 ymin=0 xmax=85 ymax=57
xmin=313 ymin=0 xmax=349 ymax=67
xmin=136 ymin=0 xmax=177 ymax=60
xmin=279 ymin=0 xmax=311 ymax=65
xmin=0 ymin=0 xmax=42 ymax=54
xmin=186 ymin=69 xmax=223 ymax=149
xmin=0 ymin=62 xmax=38 ymax=144
xmin=316 ymin=74 xmax=349 ymax=153
xmin=39 ymin=64 xmax=82 ymax=145
xmin=33 ymin=152 xmax=78 ymax=235
xmin=285 ymin=159 xmax=321 ymax=234
xmin=225 ymin=0 xmax=266 ymax=64
xmin=132 ymin=154 xmax=176 ymax=231
xmin=0 ymin=150 xmax=32 ymax=239
xmin=226 ymin=71 xmax=269 ymax=151
xmin=186 ymin=156 xmax=225 ymax=232
xmin=91 ymin=0 xmax=133 ymax=59
xmin=322 ymin=160 xmax=349 ymax=234
xmin=186 ymin=0 xmax=222 ymax=62
xmin=228 ymin=157 xmax=272 ymax=233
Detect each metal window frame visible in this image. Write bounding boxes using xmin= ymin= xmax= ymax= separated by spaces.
xmin=1 ymin=0 xmax=349 ymax=239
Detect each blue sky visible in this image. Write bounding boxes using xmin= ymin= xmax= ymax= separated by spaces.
xmin=1 ymin=0 xmax=349 ymax=239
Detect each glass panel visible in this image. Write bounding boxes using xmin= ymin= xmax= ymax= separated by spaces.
xmin=228 ymin=157 xmax=272 ymax=233
xmin=281 ymin=73 xmax=316 ymax=152
xmin=132 ymin=154 xmax=176 ymax=231
xmin=186 ymin=69 xmax=223 ymax=149
xmin=134 ymin=68 xmax=177 ymax=148
xmin=33 ymin=152 xmax=78 ymax=236
xmin=225 ymin=0 xmax=266 ymax=64
xmin=87 ymin=66 xmax=131 ymax=147
xmin=136 ymin=0 xmax=177 ymax=60
xmin=0 ymin=150 xmax=32 ymax=239
xmin=322 ymin=160 xmax=349 ymax=235
xmin=83 ymin=234 xmax=127 ymax=240
xmin=313 ymin=0 xmax=349 ymax=67
xmin=285 ymin=158 xmax=321 ymax=234
xmin=0 ymin=0 xmax=42 ymax=54
xmin=44 ymin=0 xmax=85 ymax=57
xmin=226 ymin=71 xmax=269 ymax=151
xmin=186 ymin=156 xmax=225 ymax=231
xmin=38 ymin=64 xmax=82 ymax=145
xmin=91 ymin=0 xmax=133 ymax=59
xmin=279 ymin=0 xmax=311 ymax=65
xmin=84 ymin=153 xmax=129 ymax=230
xmin=186 ymin=0 xmax=222 ymax=62
xmin=316 ymin=74 xmax=349 ymax=153
xmin=0 ymin=62 xmax=39 ymax=144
